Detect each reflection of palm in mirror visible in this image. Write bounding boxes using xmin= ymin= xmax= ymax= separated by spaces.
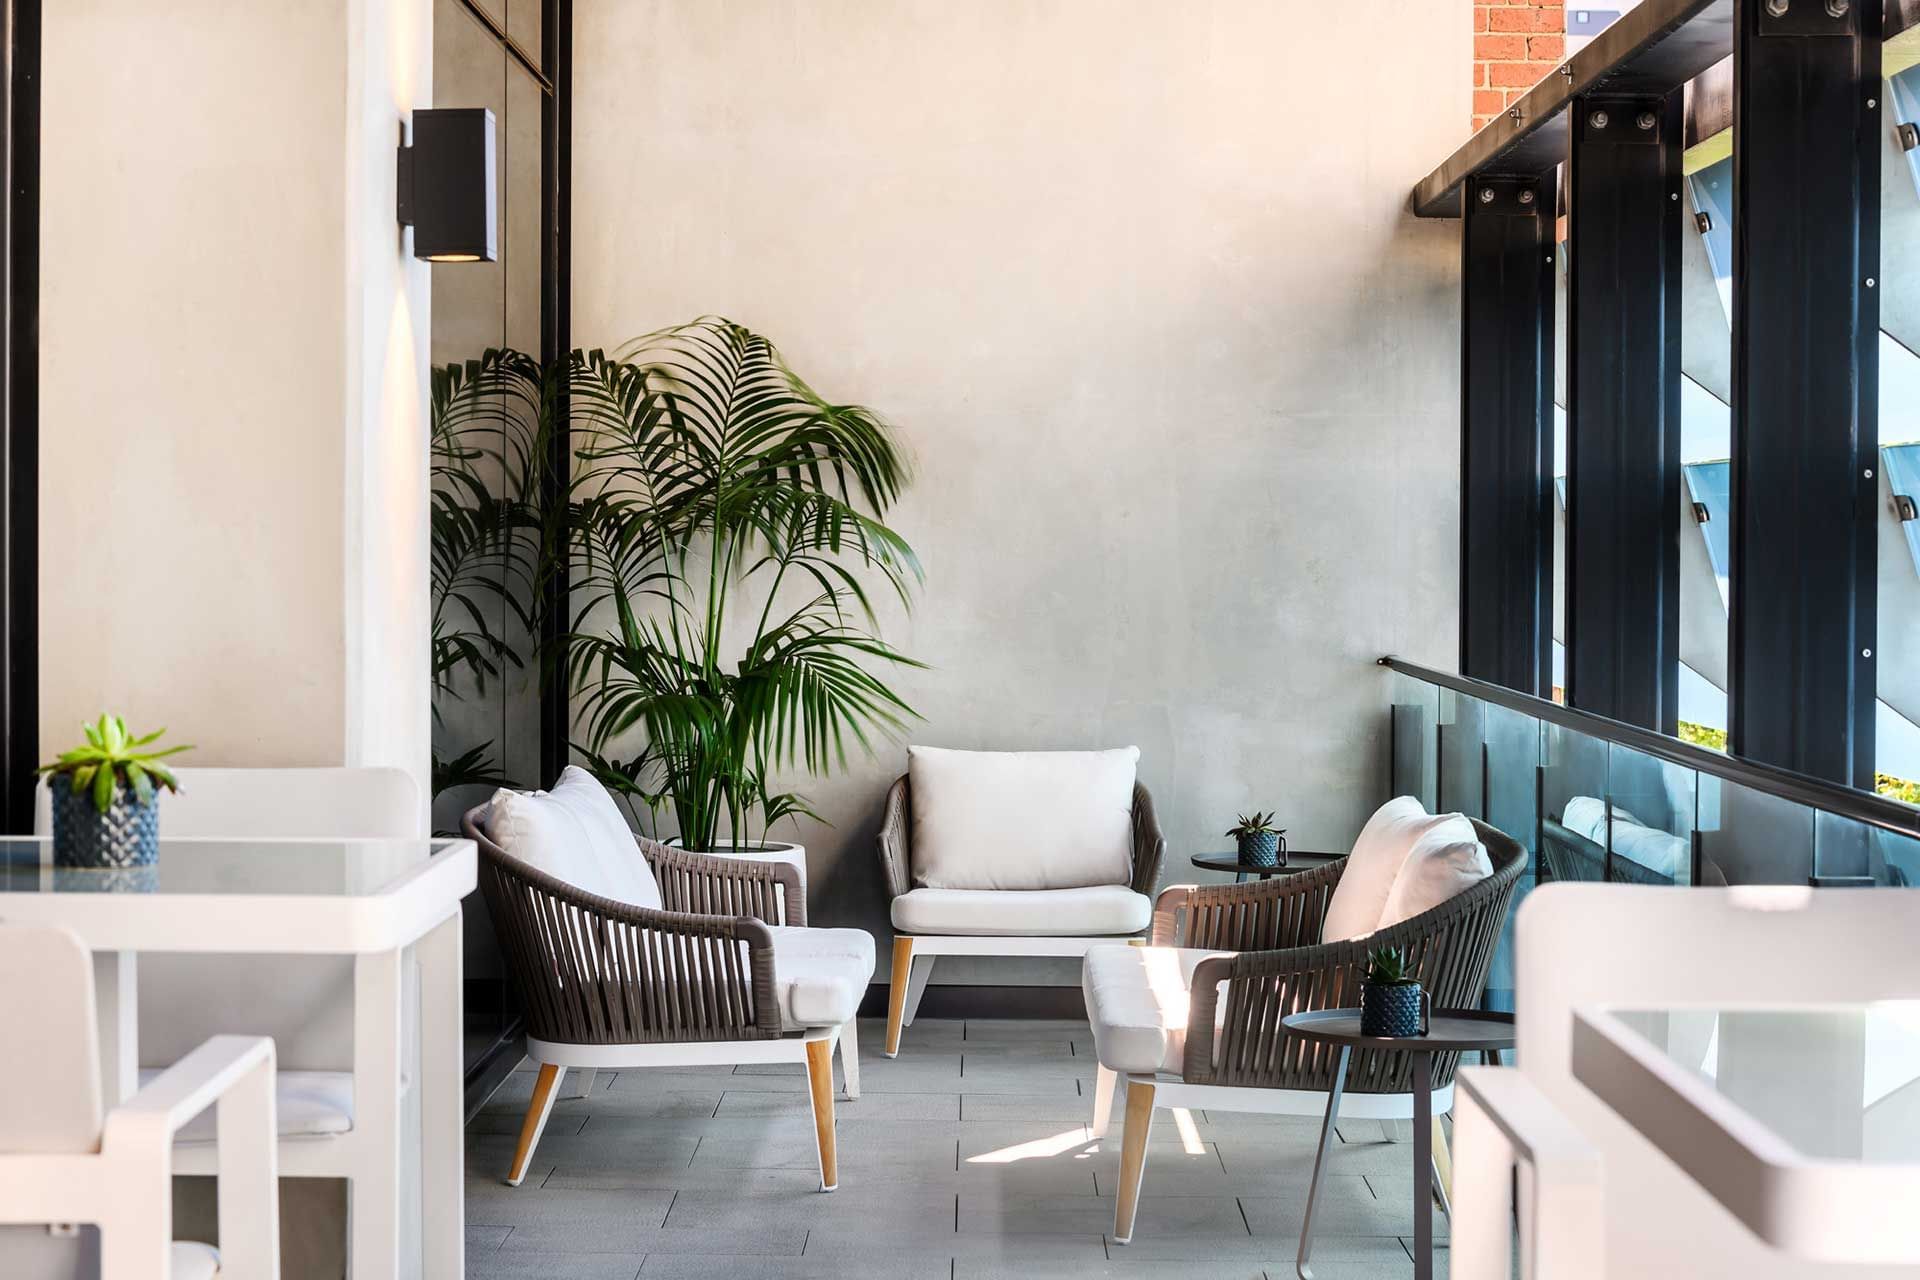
xmin=430 ymin=346 xmax=560 ymax=807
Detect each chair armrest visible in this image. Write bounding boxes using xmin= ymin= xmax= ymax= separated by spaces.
xmin=1129 ymin=783 xmax=1166 ymax=896
xmin=1183 ymin=934 xmax=1375 ymax=1084
xmin=878 ymin=774 xmax=910 ymax=900
xmin=102 ymin=1034 xmax=280 ymax=1278
xmin=644 ymin=840 xmax=806 ymax=927
xmin=1153 ymin=858 xmax=1346 ymax=949
xmin=480 ymin=843 xmax=783 ymax=1042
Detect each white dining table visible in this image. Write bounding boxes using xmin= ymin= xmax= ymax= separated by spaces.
xmin=0 ymin=835 xmax=476 ymax=1280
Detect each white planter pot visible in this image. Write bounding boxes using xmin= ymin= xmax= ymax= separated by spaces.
xmin=664 ymin=837 xmax=807 ymax=893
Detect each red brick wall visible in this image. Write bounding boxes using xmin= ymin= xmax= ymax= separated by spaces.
xmin=1474 ymin=0 xmax=1566 ymax=131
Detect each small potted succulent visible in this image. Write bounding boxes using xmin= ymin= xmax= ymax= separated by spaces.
xmin=1359 ymin=946 xmax=1429 ymax=1039
xmin=1226 ymin=811 xmax=1287 ymax=867
xmin=37 ymin=715 xmax=191 ymax=869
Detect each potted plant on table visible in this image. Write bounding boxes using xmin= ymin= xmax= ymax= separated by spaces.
xmin=1359 ymin=946 xmax=1429 ymax=1039
xmin=567 ymin=318 xmax=923 ymax=869
xmin=37 ymin=715 xmax=191 ymax=869
xmin=1226 ymin=811 xmax=1287 ymax=867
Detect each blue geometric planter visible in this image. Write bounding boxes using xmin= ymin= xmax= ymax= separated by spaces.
xmin=1236 ymin=831 xmax=1281 ymax=867
xmin=1360 ymin=982 xmax=1429 ymax=1038
xmin=50 ymin=780 xmax=160 ymax=869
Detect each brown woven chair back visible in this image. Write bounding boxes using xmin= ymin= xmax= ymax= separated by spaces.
xmin=464 ymin=803 xmax=783 ymax=1047
xmin=1190 ymin=819 xmax=1526 ymax=1095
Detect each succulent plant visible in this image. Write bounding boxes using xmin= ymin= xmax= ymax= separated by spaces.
xmin=1225 ymin=810 xmax=1283 ymax=839
xmin=1365 ymin=946 xmax=1417 ymax=987
xmin=37 ymin=715 xmax=192 ymax=814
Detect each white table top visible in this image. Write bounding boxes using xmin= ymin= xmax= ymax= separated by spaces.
xmin=1574 ymin=1002 xmax=1920 ymax=1265
xmin=0 ymin=837 xmax=477 ymax=953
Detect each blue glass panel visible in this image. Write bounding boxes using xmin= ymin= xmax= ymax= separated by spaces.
xmin=1684 ymin=461 xmax=1731 ymax=603
xmin=1885 ymin=443 xmax=1920 ymax=574
xmin=1687 ymin=156 xmax=1734 ymax=286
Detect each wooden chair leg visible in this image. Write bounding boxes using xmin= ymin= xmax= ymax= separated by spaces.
xmin=1090 ymin=1063 xmax=1118 ymax=1138
xmin=805 ymin=1038 xmax=840 ymax=1191
xmin=839 ymin=1017 xmax=861 ymax=1099
xmin=1111 ymin=1080 xmax=1156 ymax=1245
xmin=1431 ymin=1114 xmax=1454 ymax=1210
xmin=507 ymin=1063 xmax=562 ymax=1187
xmin=885 ymin=936 xmax=915 ymax=1058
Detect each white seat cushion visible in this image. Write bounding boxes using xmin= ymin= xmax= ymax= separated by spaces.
xmin=906 ymin=746 xmax=1139 ymax=890
xmin=488 ymin=766 xmax=662 ymax=910
xmin=1082 ymin=944 xmax=1230 ymax=1075
xmin=890 ymin=885 xmax=1152 ymax=936
xmin=172 ymin=1242 xmax=220 ymax=1280
xmin=141 ymin=1068 xmax=353 ymax=1144
xmin=768 ymin=926 xmax=875 ymax=1029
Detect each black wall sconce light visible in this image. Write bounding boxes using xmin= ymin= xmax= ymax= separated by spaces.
xmin=397 ymin=108 xmax=497 ymax=263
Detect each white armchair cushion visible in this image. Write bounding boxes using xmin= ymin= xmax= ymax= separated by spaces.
xmin=906 ymin=745 xmax=1138 ymax=890
xmin=767 ymin=926 xmax=876 ymax=1028
xmin=1322 ymin=796 xmax=1484 ymax=942
xmin=144 ymin=1067 xmax=352 ymax=1143
xmin=487 ymin=766 xmax=662 ymax=911
xmin=1082 ymin=943 xmax=1229 ymax=1074
xmin=1378 ymin=820 xmax=1493 ymax=930
xmin=890 ymin=885 xmax=1151 ymax=936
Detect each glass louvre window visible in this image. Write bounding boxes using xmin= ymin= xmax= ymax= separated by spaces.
xmin=1683 ymin=462 xmax=1730 ymax=607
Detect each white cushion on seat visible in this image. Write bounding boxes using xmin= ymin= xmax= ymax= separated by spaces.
xmin=768 ymin=926 xmax=876 ymax=1028
xmin=1379 ymin=820 xmax=1492 ymax=930
xmin=1082 ymin=944 xmax=1230 ymax=1075
xmin=1322 ymin=797 xmax=1483 ymax=943
xmin=171 ymin=1242 xmax=220 ymax=1280
xmin=906 ymin=745 xmax=1139 ymax=890
xmin=140 ymin=1068 xmax=353 ymax=1144
xmin=890 ymin=885 xmax=1152 ymax=936
xmin=488 ymin=766 xmax=662 ymax=910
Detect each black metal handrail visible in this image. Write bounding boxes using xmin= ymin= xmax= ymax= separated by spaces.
xmin=1379 ymin=656 xmax=1920 ymax=842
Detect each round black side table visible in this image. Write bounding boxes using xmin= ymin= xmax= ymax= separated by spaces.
xmin=1189 ymin=850 xmax=1341 ymax=883
xmin=1281 ymin=1008 xmax=1517 ymax=1280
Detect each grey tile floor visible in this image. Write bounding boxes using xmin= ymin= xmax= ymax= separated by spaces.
xmin=466 ymin=1017 xmax=1451 ymax=1280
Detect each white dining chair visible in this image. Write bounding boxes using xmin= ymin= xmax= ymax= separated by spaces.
xmin=35 ymin=765 xmax=422 ymax=1279
xmin=0 ymin=923 xmax=279 ymax=1279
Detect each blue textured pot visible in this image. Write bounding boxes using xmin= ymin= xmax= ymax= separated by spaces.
xmin=1360 ymin=982 xmax=1429 ymax=1038
xmin=1236 ymin=831 xmax=1281 ymax=867
xmin=50 ymin=780 xmax=160 ymax=869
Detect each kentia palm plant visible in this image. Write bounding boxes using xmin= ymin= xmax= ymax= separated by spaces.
xmin=566 ymin=318 xmax=922 ymax=852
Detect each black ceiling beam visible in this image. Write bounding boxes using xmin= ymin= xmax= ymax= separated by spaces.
xmin=1460 ymin=174 xmax=1556 ymax=698
xmin=1413 ymin=0 xmax=1920 ymax=217
xmin=1728 ymin=0 xmax=1880 ymax=789
xmin=1414 ymin=0 xmax=1731 ymax=216
xmin=1564 ymin=94 xmax=1684 ymax=734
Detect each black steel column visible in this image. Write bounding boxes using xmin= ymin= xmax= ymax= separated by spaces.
xmin=1565 ymin=95 xmax=1683 ymax=734
xmin=1730 ymin=0 xmax=1878 ymax=788
xmin=1460 ymin=173 xmax=1555 ymax=698
xmin=2 ymin=0 xmax=36 ymax=835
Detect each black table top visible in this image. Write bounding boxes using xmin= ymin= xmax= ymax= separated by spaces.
xmin=1189 ymin=851 xmax=1341 ymax=876
xmin=1282 ymin=1007 xmax=1516 ymax=1052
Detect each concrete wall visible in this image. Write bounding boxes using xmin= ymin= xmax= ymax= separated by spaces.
xmin=40 ymin=0 xmax=431 ymax=804
xmin=571 ymin=0 xmax=1470 ymax=983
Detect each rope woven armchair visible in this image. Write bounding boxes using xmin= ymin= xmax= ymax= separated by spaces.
xmin=1086 ymin=819 xmax=1526 ymax=1249
xmin=466 ymin=803 xmax=871 ymax=1192
xmin=877 ymin=771 xmax=1166 ymax=1056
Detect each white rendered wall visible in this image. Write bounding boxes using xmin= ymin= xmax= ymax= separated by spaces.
xmin=571 ymin=0 xmax=1472 ymax=982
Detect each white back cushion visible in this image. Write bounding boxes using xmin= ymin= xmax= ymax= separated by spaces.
xmin=1323 ymin=796 xmax=1487 ymax=943
xmin=907 ymin=746 xmax=1138 ymax=891
xmin=488 ymin=766 xmax=662 ymax=910
xmin=1378 ymin=817 xmax=1493 ymax=930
